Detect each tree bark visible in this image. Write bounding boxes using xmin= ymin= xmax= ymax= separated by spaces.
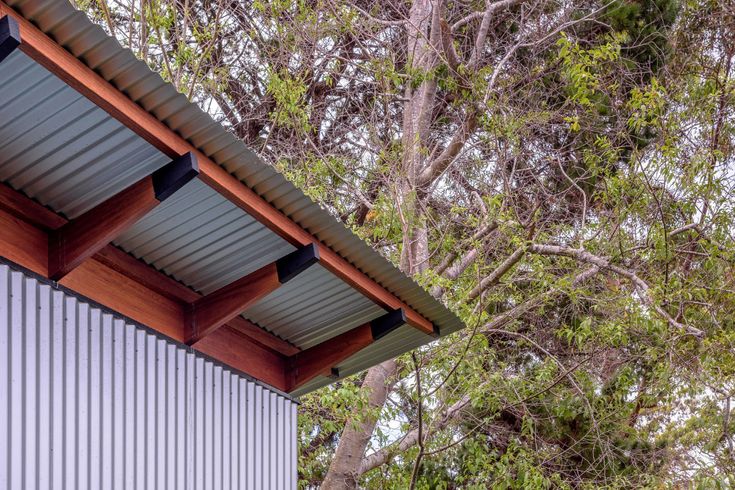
xmin=321 ymin=360 xmax=399 ymax=489
xmin=324 ymin=1 xmax=454 ymax=484
xmin=399 ymin=0 xmax=441 ymax=273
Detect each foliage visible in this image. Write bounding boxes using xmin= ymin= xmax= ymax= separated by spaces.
xmin=82 ymin=0 xmax=735 ymax=486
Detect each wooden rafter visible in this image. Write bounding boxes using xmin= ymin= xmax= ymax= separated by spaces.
xmin=286 ymin=309 xmax=406 ymax=391
xmin=185 ymin=244 xmax=320 ymax=345
xmin=0 ymin=2 xmax=436 ymax=337
xmin=48 ymin=153 xmax=199 ymax=280
xmin=92 ymin=244 xmax=301 ymax=356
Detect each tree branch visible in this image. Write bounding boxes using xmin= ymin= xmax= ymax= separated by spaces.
xmin=528 ymin=244 xmax=705 ymax=337
xmin=417 ymin=113 xmax=478 ymax=187
xmin=467 ymin=246 xmax=527 ymax=300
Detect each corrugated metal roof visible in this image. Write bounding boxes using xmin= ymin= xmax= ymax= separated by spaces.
xmin=1 ymin=0 xmax=465 ymax=392
xmin=115 ymin=180 xmax=295 ymax=295
xmin=244 ymin=264 xmax=386 ymax=349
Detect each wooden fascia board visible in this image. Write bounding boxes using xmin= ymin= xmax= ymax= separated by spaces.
xmin=0 ymin=3 xmax=435 ymax=337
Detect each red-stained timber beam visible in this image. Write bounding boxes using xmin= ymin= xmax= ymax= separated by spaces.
xmin=287 ymin=309 xmax=406 ymax=391
xmin=0 ymin=181 xmax=412 ymax=392
xmin=0 ymin=4 xmax=435 ymax=337
xmin=185 ymin=244 xmax=319 ymax=345
xmin=91 ymin=244 xmax=300 ymax=355
xmin=48 ymin=153 xmax=198 ymax=280
xmin=195 ymin=326 xmax=288 ymax=388
xmin=0 ymin=183 xmax=297 ymax=389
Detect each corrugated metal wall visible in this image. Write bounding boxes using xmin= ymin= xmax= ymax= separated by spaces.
xmin=0 ymin=263 xmax=298 ymax=490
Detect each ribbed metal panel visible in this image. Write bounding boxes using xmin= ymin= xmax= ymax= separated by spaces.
xmin=0 ymin=50 xmax=170 ymax=219
xmin=115 ymin=180 xmax=295 ymax=295
xmin=244 ymin=264 xmax=386 ymax=349
xmin=0 ymin=264 xmax=298 ymax=489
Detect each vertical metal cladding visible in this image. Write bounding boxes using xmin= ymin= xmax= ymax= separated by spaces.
xmin=0 ymin=264 xmax=298 ymax=490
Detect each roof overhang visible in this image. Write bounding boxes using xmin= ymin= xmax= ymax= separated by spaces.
xmin=0 ymin=2 xmax=463 ymax=394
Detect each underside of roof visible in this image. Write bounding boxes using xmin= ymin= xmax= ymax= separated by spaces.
xmin=0 ymin=0 xmax=464 ymax=394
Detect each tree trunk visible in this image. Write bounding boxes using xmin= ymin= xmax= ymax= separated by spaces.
xmin=399 ymin=0 xmax=440 ymax=273
xmin=321 ymin=0 xmax=496 ymax=480
xmin=322 ymin=1 xmax=440 ymax=486
xmin=321 ymin=360 xmax=398 ymax=489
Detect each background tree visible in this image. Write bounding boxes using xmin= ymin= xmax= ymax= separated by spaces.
xmin=78 ymin=0 xmax=735 ymax=486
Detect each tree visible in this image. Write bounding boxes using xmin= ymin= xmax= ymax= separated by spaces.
xmin=79 ymin=0 xmax=735 ymax=486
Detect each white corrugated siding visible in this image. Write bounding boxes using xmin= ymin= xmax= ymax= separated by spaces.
xmin=0 ymin=263 xmax=298 ymax=490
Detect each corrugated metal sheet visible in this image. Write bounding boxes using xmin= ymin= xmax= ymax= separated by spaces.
xmin=244 ymin=264 xmax=386 ymax=349
xmin=0 ymin=263 xmax=298 ymax=489
xmin=0 ymin=49 xmax=170 ymax=219
xmin=115 ymin=179 xmax=295 ymax=295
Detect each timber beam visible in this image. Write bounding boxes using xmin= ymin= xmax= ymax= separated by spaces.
xmin=0 ymin=15 xmax=19 ymax=63
xmin=287 ymin=309 xmax=406 ymax=391
xmin=185 ymin=243 xmax=320 ymax=345
xmin=48 ymin=153 xmax=198 ymax=281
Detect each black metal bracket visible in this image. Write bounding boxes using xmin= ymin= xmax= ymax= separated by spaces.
xmin=370 ymin=308 xmax=406 ymax=341
xmin=152 ymin=152 xmax=200 ymax=201
xmin=276 ymin=243 xmax=320 ymax=283
xmin=432 ymin=324 xmax=440 ymax=338
xmin=0 ymin=15 xmax=21 ymax=65
xmin=328 ymin=367 xmax=340 ymax=379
